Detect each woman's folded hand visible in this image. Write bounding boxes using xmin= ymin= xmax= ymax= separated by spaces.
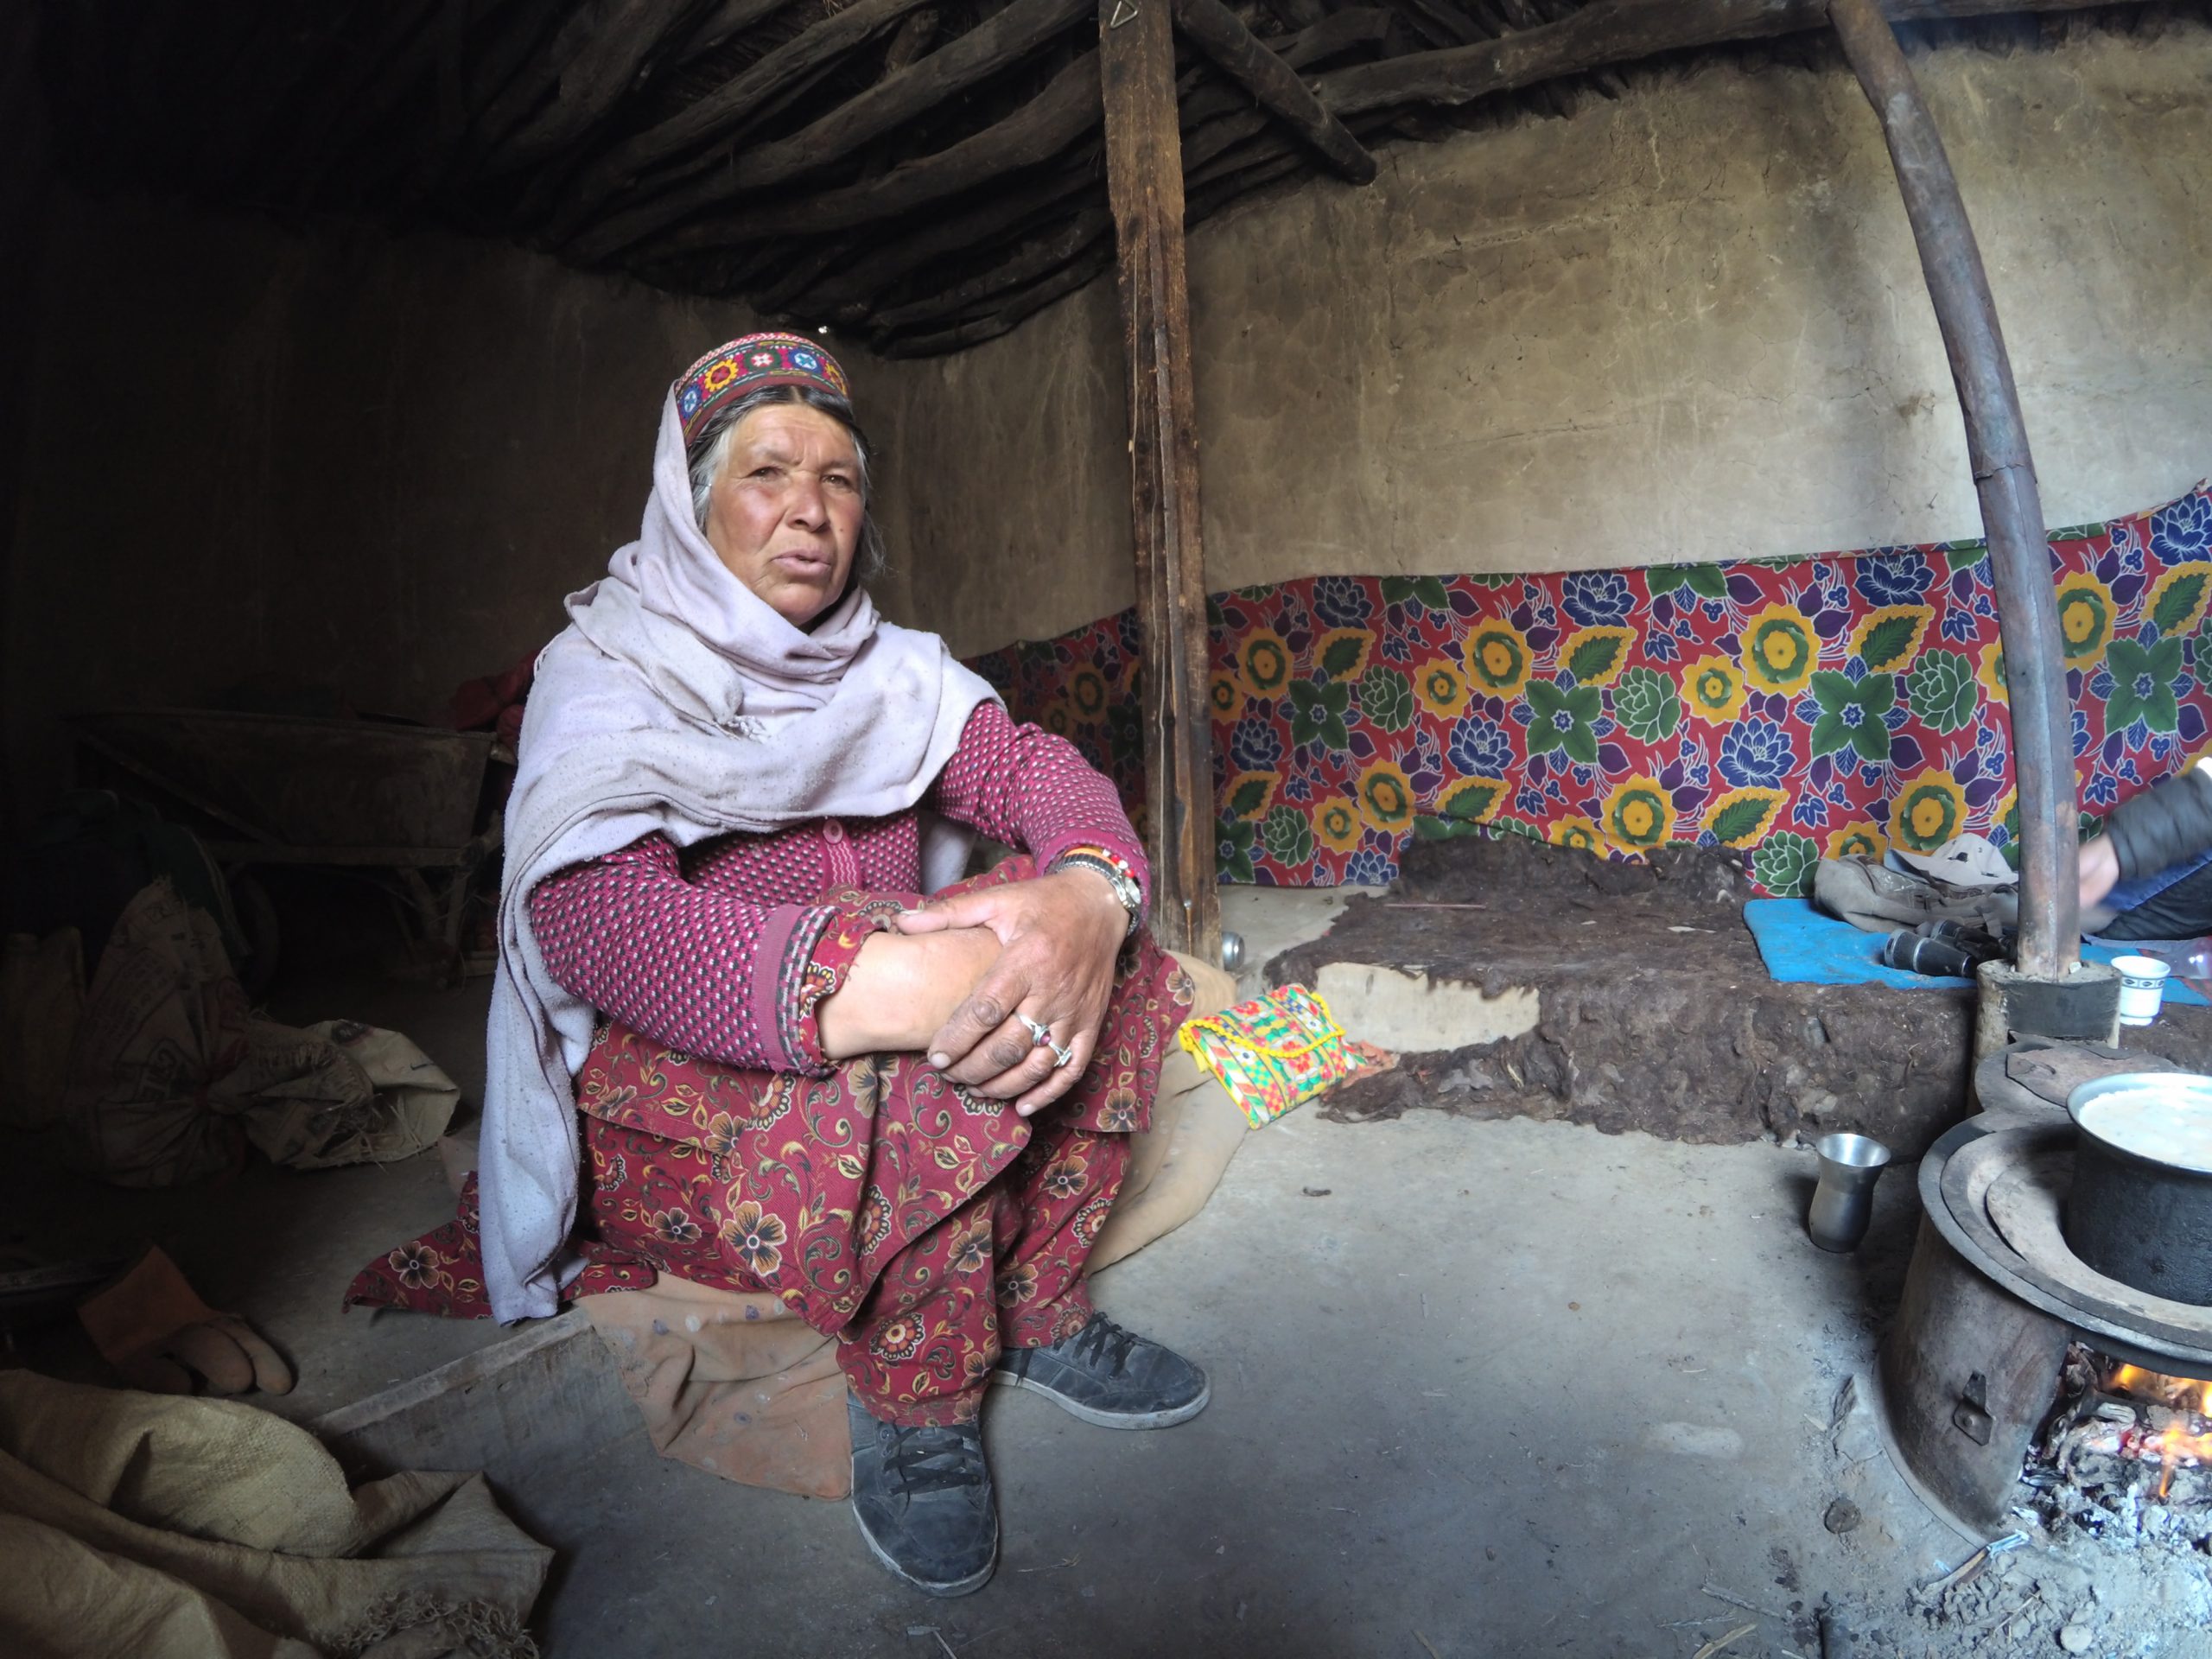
xmin=891 ymin=870 xmax=1129 ymax=1115
xmin=817 ymin=926 xmax=1001 ymax=1061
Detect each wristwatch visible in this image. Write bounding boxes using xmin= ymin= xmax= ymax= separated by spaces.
xmin=1050 ymin=846 xmax=1143 ymax=939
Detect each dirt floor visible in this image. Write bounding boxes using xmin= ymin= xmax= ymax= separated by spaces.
xmin=9 ymin=871 xmax=2212 ymax=1656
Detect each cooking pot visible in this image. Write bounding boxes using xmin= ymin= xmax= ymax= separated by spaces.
xmin=2065 ymin=1071 xmax=2212 ymax=1306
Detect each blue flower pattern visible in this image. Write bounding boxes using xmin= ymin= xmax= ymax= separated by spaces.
xmin=1560 ymin=570 xmax=1637 ymax=627
xmin=1312 ymin=576 xmax=1372 ymax=628
xmin=1719 ymin=718 xmax=1798 ymax=789
xmin=1446 ymin=715 xmax=1516 ymax=777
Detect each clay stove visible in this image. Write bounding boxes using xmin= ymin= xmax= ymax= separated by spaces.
xmin=1878 ymin=1077 xmax=2212 ymax=1537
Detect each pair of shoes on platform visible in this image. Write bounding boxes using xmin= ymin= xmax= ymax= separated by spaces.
xmin=849 ymin=1314 xmax=1209 ymax=1596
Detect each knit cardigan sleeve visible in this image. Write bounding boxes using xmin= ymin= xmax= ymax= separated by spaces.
xmin=526 ymin=703 xmax=1148 ymax=1076
xmin=527 ymin=835 xmax=870 ymax=1076
xmin=930 ymin=700 xmax=1150 ymax=906
xmin=2104 ymin=762 xmax=2212 ymax=883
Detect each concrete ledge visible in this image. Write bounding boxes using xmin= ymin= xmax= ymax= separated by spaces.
xmin=1312 ymin=961 xmax=1541 ymax=1052
xmin=311 ymin=1308 xmax=638 ymax=1484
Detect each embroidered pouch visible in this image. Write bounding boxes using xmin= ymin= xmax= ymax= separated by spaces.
xmin=1176 ymin=984 xmax=1388 ymax=1128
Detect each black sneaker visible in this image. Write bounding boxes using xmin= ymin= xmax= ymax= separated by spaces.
xmin=991 ymin=1313 xmax=1210 ymax=1429
xmin=847 ymin=1395 xmax=998 ymax=1597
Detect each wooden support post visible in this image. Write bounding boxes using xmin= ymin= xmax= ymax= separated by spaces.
xmin=1101 ymin=0 xmax=1221 ymax=963
xmin=1831 ymin=0 xmax=2079 ymax=981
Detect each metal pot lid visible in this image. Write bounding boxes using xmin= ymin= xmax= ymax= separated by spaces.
xmin=2067 ymin=1071 xmax=2212 ymax=1176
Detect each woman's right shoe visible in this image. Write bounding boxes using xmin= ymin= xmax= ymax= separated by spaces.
xmin=847 ymin=1394 xmax=998 ymax=1596
xmin=990 ymin=1313 xmax=1210 ymax=1428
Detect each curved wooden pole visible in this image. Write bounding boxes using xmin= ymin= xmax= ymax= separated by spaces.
xmin=1830 ymin=0 xmax=2078 ymax=980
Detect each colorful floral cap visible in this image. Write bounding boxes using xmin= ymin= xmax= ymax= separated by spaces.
xmin=675 ymin=332 xmax=851 ymax=451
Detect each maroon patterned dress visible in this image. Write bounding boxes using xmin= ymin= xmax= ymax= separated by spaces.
xmin=350 ymin=702 xmax=1192 ymax=1427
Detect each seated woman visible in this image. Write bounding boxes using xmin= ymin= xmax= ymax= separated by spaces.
xmin=2079 ymin=755 xmax=2212 ymax=940
xmin=463 ymin=334 xmax=1205 ymax=1596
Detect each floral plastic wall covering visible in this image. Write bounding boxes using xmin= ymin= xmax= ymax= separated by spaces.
xmin=966 ymin=483 xmax=2212 ymax=895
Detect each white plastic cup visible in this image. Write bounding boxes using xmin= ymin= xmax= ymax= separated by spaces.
xmin=2113 ymin=954 xmax=2171 ymax=1027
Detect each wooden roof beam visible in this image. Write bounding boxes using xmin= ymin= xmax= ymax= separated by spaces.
xmin=1172 ymin=0 xmax=1377 ymax=183
xmin=877 ymin=243 xmax=1116 ymax=355
xmin=637 ymin=46 xmax=1103 ymax=254
xmin=800 ymin=4 xmax=1386 ymax=320
xmin=681 ymin=0 xmax=808 ymax=61
xmin=1318 ymin=0 xmax=2155 ymax=118
xmin=549 ymin=0 xmax=940 ymax=240
xmin=569 ymin=0 xmax=1097 ymax=262
xmin=477 ymin=0 xmax=715 ymax=172
xmin=867 ymin=205 xmax=1115 ymax=330
xmin=880 ymin=6 xmax=944 ymax=75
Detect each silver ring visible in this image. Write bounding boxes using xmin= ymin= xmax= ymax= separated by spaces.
xmin=1019 ymin=1014 xmax=1052 ymax=1047
xmin=1050 ymin=1041 xmax=1074 ymax=1070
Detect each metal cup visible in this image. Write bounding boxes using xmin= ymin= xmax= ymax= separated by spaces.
xmin=1808 ymin=1132 xmax=1892 ymax=1253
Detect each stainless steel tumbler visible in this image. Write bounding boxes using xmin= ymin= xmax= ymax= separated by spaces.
xmin=1808 ymin=1132 xmax=1892 ymax=1253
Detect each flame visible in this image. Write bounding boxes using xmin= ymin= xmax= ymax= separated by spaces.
xmin=2149 ymin=1418 xmax=2212 ymax=1499
xmin=2104 ymin=1363 xmax=2212 ymax=1495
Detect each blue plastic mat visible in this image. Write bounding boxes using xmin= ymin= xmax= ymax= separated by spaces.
xmin=1741 ymin=898 xmax=2209 ymax=1004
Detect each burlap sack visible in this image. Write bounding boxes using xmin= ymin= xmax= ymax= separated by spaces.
xmin=236 ymin=1020 xmax=460 ymax=1171
xmin=59 ymin=880 xmax=250 ymax=1186
xmin=0 ymin=1371 xmax=548 ymax=1658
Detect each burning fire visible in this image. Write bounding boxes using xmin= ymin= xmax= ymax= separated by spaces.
xmin=2103 ymin=1363 xmax=2212 ymax=1498
xmin=2106 ymin=1363 xmax=2212 ymax=1414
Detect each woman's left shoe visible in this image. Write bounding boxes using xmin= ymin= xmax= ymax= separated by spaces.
xmin=991 ymin=1313 xmax=1210 ymax=1428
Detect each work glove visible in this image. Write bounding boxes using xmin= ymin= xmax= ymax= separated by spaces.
xmin=77 ymin=1245 xmax=295 ymax=1395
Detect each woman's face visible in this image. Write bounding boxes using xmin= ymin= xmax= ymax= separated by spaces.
xmin=703 ymin=403 xmax=865 ymax=627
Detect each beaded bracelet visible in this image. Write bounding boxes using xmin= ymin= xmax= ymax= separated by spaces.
xmin=1047 ymin=846 xmax=1142 ymax=939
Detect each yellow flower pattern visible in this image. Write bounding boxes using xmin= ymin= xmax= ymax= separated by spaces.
xmin=1739 ymin=602 xmax=1819 ymax=695
xmin=1682 ymin=655 xmax=1747 ymax=726
xmin=1975 ymin=639 xmax=2008 ymax=705
xmin=1464 ymin=620 xmax=1531 ymax=699
xmin=2053 ymin=571 xmax=2113 ymax=667
xmin=1240 ymin=629 xmax=1293 ymax=696
xmin=959 ymin=486 xmax=2212 ymax=896
xmin=1826 ymin=821 xmax=1888 ymax=861
xmin=1313 ymin=798 xmax=1363 ymax=852
xmin=1605 ymin=774 xmax=1675 ymax=855
xmin=1893 ymin=774 xmax=1968 ymax=854
xmin=1357 ymin=762 xmax=1416 ymax=832
xmin=1548 ymin=816 xmax=1603 ymax=854
xmin=1416 ymin=662 xmax=1471 ymax=719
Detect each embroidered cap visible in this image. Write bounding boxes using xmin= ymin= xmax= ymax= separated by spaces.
xmin=676 ymin=332 xmax=852 ymax=451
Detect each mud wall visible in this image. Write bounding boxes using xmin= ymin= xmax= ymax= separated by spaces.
xmin=5 ymin=23 xmax=2207 ymax=823
xmin=3 ymin=194 xmax=801 ymax=817
xmin=865 ymin=23 xmax=2212 ymax=658
xmin=0 ymin=9 xmax=53 ymax=826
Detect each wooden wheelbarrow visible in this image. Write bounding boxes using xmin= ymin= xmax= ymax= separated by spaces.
xmin=68 ymin=709 xmax=502 ymax=985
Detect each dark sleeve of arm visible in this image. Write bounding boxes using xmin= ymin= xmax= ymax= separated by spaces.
xmin=525 ymin=833 xmax=869 ymax=1075
xmin=927 ymin=700 xmax=1151 ymax=906
xmin=2102 ymin=765 xmax=2212 ymax=882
